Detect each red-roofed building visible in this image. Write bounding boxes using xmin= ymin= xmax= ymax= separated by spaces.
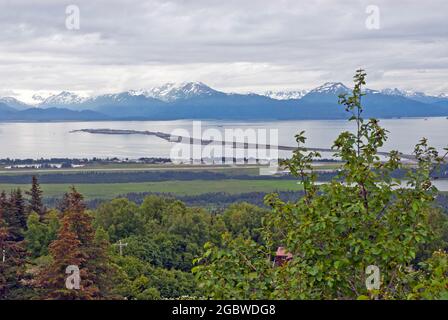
xmin=274 ymin=247 xmax=293 ymax=266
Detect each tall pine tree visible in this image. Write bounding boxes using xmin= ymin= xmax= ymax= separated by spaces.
xmin=0 ymin=205 xmax=9 ymax=297
xmin=38 ymin=187 xmax=113 ymax=299
xmin=0 ymin=191 xmax=7 ymax=209
xmin=65 ymin=187 xmax=115 ymax=298
xmin=26 ymin=176 xmax=45 ymax=218
xmin=4 ymin=189 xmax=27 ymax=241
xmin=37 ymin=216 xmax=97 ymax=299
xmin=0 ymin=202 xmax=27 ymax=299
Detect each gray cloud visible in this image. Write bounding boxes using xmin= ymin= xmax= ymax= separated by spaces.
xmin=0 ymin=0 xmax=447 ymax=101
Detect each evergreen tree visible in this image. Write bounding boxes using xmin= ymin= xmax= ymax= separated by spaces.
xmin=0 ymin=206 xmax=9 ymax=297
xmin=38 ymin=187 xmax=113 ymax=299
xmin=26 ymin=176 xmax=45 ymax=218
xmin=4 ymin=189 xmax=27 ymax=241
xmin=64 ymin=187 xmax=114 ymax=298
xmin=37 ymin=216 xmax=97 ymax=299
xmin=0 ymin=205 xmax=27 ymax=299
xmin=0 ymin=191 xmax=8 ymax=209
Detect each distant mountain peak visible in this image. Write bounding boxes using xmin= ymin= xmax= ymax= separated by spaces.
xmin=379 ymin=88 xmax=448 ymax=103
xmin=0 ymin=96 xmax=25 ymax=105
xmin=310 ymin=82 xmax=350 ymax=94
xmin=381 ymin=88 xmax=424 ymax=98
xmin=0 ymin=96 xmax=31 ymax=110
xmin=40 ymin=91 xmax=88 ymax=106
xmin=130 ymin=81 xmax=219 ymax=102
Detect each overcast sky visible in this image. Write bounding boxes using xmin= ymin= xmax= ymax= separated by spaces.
xmin=1 ymin=0 xmax=447 ymax=102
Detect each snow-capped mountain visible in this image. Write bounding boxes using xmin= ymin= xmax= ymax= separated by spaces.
xmin=262 ymin=90 xmax=309 ymax=100
xmin=130 ymin=82 xmax=221 ymax=102
xmin=257 ymin=82 xmax=352 ymax=104
xmin=0 ymin=97 xmax=31 ymax=110
xmin=300 ymin=82 xmax=351 ymax=104
xmin=381 ymin=88 xmax=428 ymax=99
xmin=380 ymin=88 xmax=448 ymax=104
xmin=85 ymin=91 xmax=164 ymax=108
xmin=381 ymin=88 xmax=414 ymax=97
xmin=39 ymin=91 xmax=88 ymax=106
xmin=89 ymin=92 xmax=138 ymax=104
xmin=1 ymin=80 xmax=448 ymax=121
xmin=308 ymin=82 xmax=350 ymax=95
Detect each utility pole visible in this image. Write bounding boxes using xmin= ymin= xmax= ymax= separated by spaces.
xmin=114 ymin=240 xmax=128 ymax=256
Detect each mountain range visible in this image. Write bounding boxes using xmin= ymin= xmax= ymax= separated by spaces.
xmin=1 ymin=82 xmax=448 ymax=121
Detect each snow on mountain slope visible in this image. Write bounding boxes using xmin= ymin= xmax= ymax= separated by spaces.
xmin=381 ymin=88 xmax=427 ymax=99
xmin=130 ymin=82 xmax=220 ymax=102
xmin=380 ymin=88 xmax=448 ymax=103
xmin=2 ymin=81 xmax=447 ymax=112
xmin=0 ymin=97 xmax=31 ymax=110
xmin=262 ymin=90 xmax=309 ymax=100
xmin=40 ymin=91 xmax=88 ymax=106
xmin=308 ymin=82 xmax=351 ymax=94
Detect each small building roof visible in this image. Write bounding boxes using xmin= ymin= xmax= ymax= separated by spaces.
xmin=276 ymin=247 xmax=293 ymax=259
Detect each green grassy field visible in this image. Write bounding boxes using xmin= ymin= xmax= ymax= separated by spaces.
xmin=0 ymin=179 xmax=302 ymax=200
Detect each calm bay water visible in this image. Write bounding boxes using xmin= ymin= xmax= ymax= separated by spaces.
xmin=0 ymin=118 xmax=447 ymax=190
xmin=0 ymin=117 xmax=446 ymax=159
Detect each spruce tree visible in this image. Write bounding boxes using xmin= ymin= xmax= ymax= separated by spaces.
xmin=4 ymin=189 xmax=27 ymax=241
xmin=39 ymin=187 xmax=113 ymax=299
xmin=0 ymin=205 xmax=27 ymax=299
xmin=0 ymin=206 xmax=9 ymax=297
xmin=64 ymin=187 xmax=114 ymax=298
xmin=26 ymin=176 xmax=45 ymax=218
xmin=0 ymin=191 xmax=7 ymax=209
xmin=37 ymin=216 xmax=97 ymax=299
